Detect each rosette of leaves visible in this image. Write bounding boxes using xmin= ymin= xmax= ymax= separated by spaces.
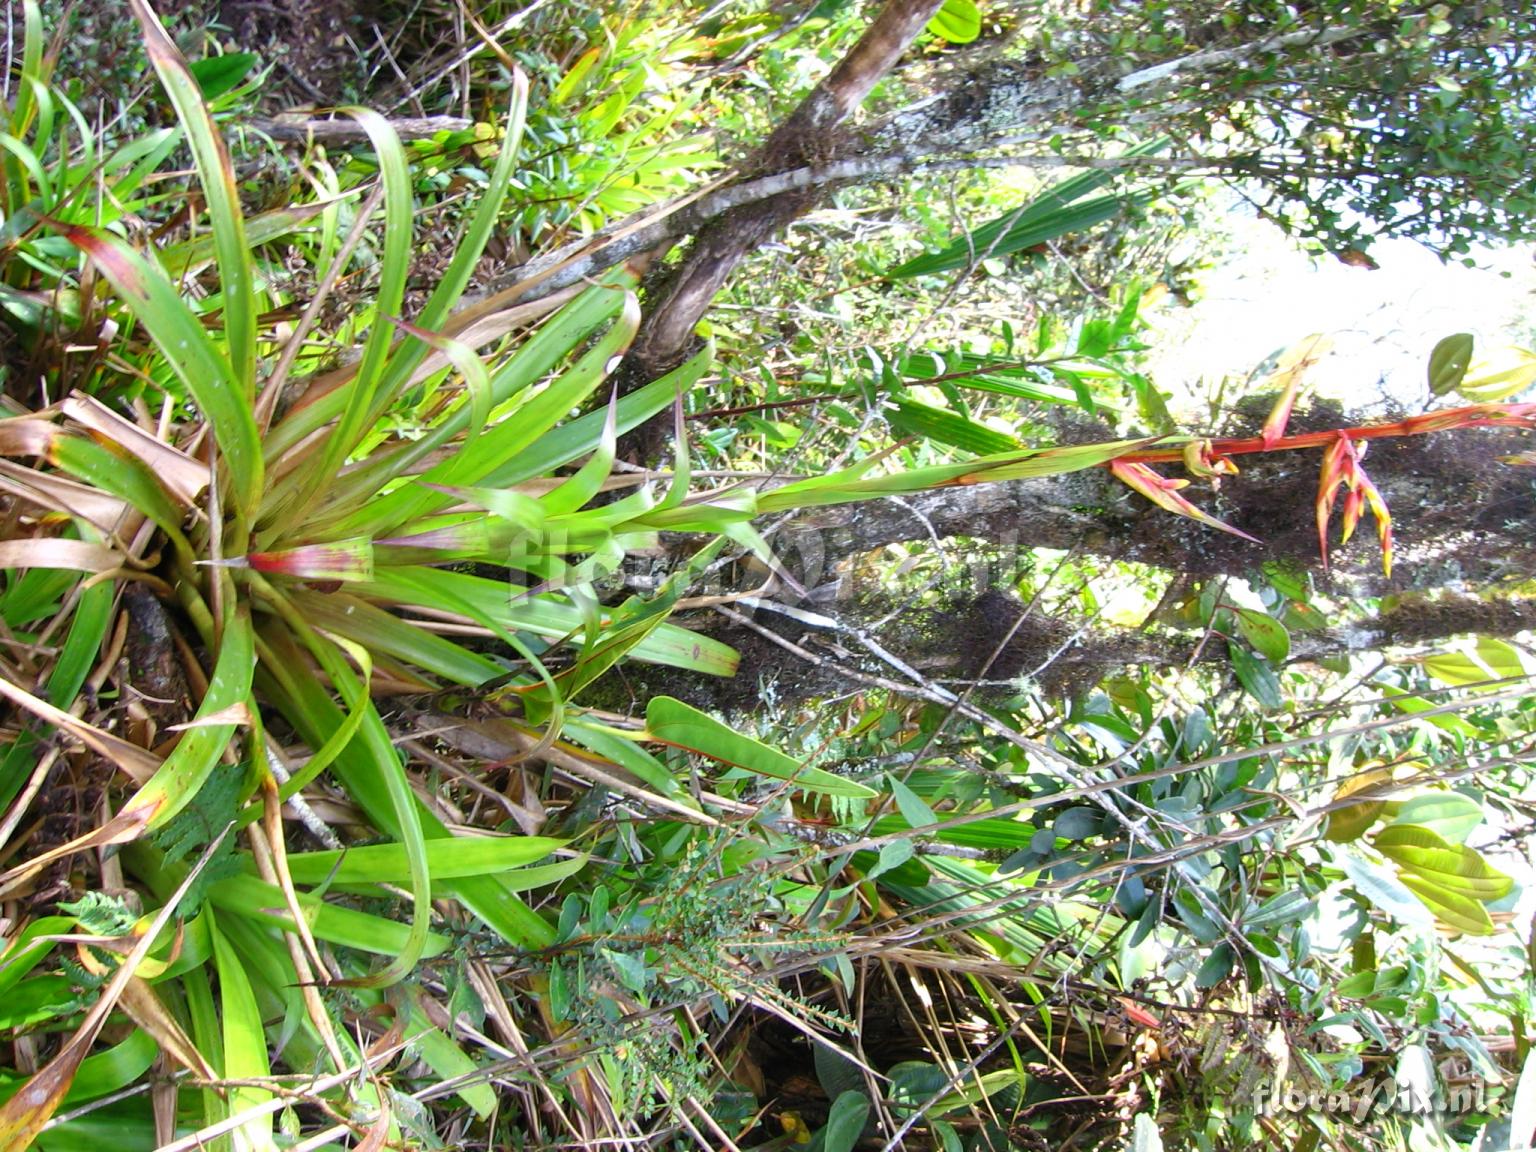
xmin=0 ymin=1 xmax=742 ymax=1142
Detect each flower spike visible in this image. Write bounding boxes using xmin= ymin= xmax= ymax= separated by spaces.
xmin=1316 ymin=433 xmax=1393 ymax=576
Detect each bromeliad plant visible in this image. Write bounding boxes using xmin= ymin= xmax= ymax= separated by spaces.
xmin=0 ymin=0 xmax=741 ymax=1142
xmin=0 ymin=3 xmax=1161 ymax=1144
xmin=2 ymin=2 xmax=1533 ymax=1146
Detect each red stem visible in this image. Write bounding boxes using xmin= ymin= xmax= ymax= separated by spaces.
xmin=1115 ymin=403 xmax=1536 ymax=466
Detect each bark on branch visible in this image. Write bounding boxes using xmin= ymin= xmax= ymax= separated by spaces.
xmin=622 ymin=0 xmax=949 ymax=381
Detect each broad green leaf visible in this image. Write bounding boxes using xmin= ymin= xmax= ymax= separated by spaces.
xmin=888 ymin=775 xmax=937 ymax=829
xmin=1335 ymin=970 xmax=1377 ymax=997
xmin=1245 ymin=889 xmax=1313 ymax=929
xmin=824 ymin=1091 xmax=871 ymax=1152
xmin=1339 ymin=852 xmax=1435 ymax=931
xmin=927 ymin=0 xmax=980 ymax=44
xmin=866 ymin=838 xmax=915 ymax=880
xmin=49 ymin=435 xmax=189 ymax=549
xmin=645 ymin=696 xmax=876 ymax=799
xmin=1195 ymin=942 xmax=1235 ymax=988
xmin=1132 ymin=1112 xmax=1165 ymax=1152
xmin=1235 ymin=607 xmax=1290 ymax=662
xmin=187 ymin=51 xmax=258 ymax=100
xmin=1228 ymin=642 xmax=1282 ymax=710
xmin=1051 ymin=807 xmax=1102 ymax=841
xmin=1388 ymin=793 xmax=1483 ymax=845
xmin=1427 ymin=332 xmax=1475 ymax=396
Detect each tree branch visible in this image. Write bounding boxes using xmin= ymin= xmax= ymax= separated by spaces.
xmin=623 ymin=0 xmax=948 ymax=381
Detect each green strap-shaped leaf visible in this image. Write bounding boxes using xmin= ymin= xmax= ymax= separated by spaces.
xmin=121 ymin=605 xmax=255 ymax=830
xmin=889 ymin=397 xmax=1024 ymax=455
xmin=358 ymin=567 xmax=739 ymax=676
xmin=759 ymin=436 xmax=1160 ymax=511
xmin=129 ymin=0 xmax=256 ymax=414
xmin=208 ymin=873 xmax=453 ymax=957
xmin=256 ymin=614 xmax=557 ymax=955
xmin=282 ymin=835 xmax=569 ymax=885
xmin=65 ymin=227 xmax=262 ymax=518
xmin=885 ymin=142 xmax=1168 ymax=279
xmin=646 ymin=696 xmax=876 ymax=799
xmin=208 ymin=911 xmax=273 ymax=1149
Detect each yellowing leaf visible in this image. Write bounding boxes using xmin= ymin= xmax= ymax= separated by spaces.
xmin=1324 ymin=763 xmax=1396 ymax=843
xmin=1459 ymin=345 xmax=1536 ymax=402
xmin=1260 ymin=333 xmax=1332 ymax=447
xmin=1398 ymin=874 xmax=1496 ymax=935
xmin=1420 ymin=636 xmax=1531 ymax=689
xmin=1375 ymin=824 xmax=1513 ymax=895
